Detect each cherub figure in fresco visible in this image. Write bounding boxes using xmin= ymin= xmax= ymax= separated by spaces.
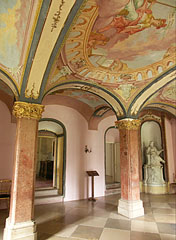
xmin=98 ymin=0 xmax=167 ymax=36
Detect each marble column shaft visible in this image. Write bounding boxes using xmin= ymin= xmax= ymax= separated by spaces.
xmin=116 ymin=119 xmax=141 ymax=201
xmin=9 ymin=117 xmax=38 ymax=224
xmin=8 ymin=102 xmax=44 ymax=225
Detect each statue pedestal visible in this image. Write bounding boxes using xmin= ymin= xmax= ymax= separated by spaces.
xmin=143 ymin=164 xmax=167 ymax=194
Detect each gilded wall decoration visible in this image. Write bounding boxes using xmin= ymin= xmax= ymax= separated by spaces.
xmin=13 ymin=101 xmax=44 ymax=120
xmin=115 ymin=119 xmax=141 ymax=130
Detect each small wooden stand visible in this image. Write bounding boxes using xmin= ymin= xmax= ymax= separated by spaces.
xmin=86 ymin=170 xmax=99 ymax=202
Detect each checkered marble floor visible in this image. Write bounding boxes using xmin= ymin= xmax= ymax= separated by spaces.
xmin=0 ymin=193 xmax=175 ymax=240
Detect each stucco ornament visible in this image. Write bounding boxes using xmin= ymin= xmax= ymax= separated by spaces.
xmin=13 ymin=101 xmax=44 ymax=120
xmin=143 ymin=141 xmax=165 ymax=185
xmin=115 ymin=119 xmax=141 ymax=130
xmin=118 ymin=83 xmax=135 ymax=100
xmin=50 ymin=66 xmax=72 ymax=83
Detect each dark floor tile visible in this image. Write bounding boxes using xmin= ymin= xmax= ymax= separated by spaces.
xmin=157 ymin=223 xmax=176 ymax=235
xmin=38 ymin=232 xmax=51 ymax=240
xmin=105 ymin=218 xmax=131 ymax=230
xmin=168 ymin=203 xmax=176 ymax=209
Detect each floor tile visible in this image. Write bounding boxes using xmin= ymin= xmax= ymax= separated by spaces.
xmin=151 ymin=202 xmax=171 ymax=209
xmin=152 ymin=208 xmax=175 ymax=215
xmin=105 ymin=218 xmax=131 ymax=230
xmin=55 ymin=224 xmax=78 ymax=237
xmin=130 ymin=231 xmax=161 ymax=240
xmin=109 ymin=212 xmax=130 ymax=221
xmin=79 ymin=216 xmax=107 ymax=228
xmin=71 ymin=225 xmax=103 ymax=239
xmin=135 ymin=213 xmax=155 ymax=222
xmin=160 ymin=233 xmax=176 ymax=240
xmin=100 ymin=228 xmax=130 ymax=240
xmin=153 ymin=213 xmax=176 ymax=223
xmin=157 ymin=223 xmax=176 ymax=235
xmin=168 ymin=203 xmax=176 ymax=209
xmin=131 ymin=220 xmax=158 ymax=233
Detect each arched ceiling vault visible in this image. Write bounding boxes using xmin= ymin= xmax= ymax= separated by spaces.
xmin=0 ymin=0 xmax=175 ymax=119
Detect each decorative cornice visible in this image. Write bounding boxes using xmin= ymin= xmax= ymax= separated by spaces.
xmin=13 ymin=101 xmax=44 ymax=120
xmin=140 ymin=113 xmax=161 ymax=123
xmin=115 ymin=119 xmax=141 ymax=130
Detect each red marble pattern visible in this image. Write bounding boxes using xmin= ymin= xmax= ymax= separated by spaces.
xmin=119 ymin=128 xmax=140 ymax=201
xmin=9 ymin=118 xmax=38 ymax=224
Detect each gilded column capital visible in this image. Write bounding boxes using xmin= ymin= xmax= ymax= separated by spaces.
xmin=115 ymin=119 xmax=141 ymax=130
xmin=13 ymin=101 xmax=44 ymax=120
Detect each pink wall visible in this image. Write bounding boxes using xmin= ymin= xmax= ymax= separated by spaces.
xmin=165 ymin=117 xmax=176 ymax=183
xmin=0 ymin=100 xmax=16 ymax=179
xmin=106 ymin=128 xmax=119 ymax=143
xmin=42 ymin=104 xmax=117 ymax=201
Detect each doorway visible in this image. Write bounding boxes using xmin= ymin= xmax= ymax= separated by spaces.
xmin=35 ymin=119 xmax=66 ymax=196
xmin=105 ymin=127 xmax=121 ymax=190
xmin=36 ymin=133 xmax=56 ymax=189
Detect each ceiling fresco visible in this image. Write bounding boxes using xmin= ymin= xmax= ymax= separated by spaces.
xmin=0 ymin=0 xmax=38 ymax=86
xmin=0 ymin=0 xmax=175 ymax=119
xmin=88 ymin=0 xmax=175 ymax=70
xmin=46 ymin=0 xmax=176 ymax=116
xmin=52 ymin=89 xmax=108 ymax=108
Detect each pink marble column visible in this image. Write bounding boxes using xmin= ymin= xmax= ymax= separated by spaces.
xmin=3 ymin=102 xmax=44 ymax=240
xmin=115 ymin=119 xmax=144 ymax=218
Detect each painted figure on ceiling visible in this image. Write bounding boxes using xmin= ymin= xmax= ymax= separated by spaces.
xmin=98 ymin=0 xmax=166 ymax=35
xmin=87 ymin=0 xmax=175 ymax=70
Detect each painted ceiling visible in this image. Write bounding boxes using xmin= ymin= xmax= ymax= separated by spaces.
xmin=0 ymin=0 xmax=175 ymax=120
xmin=52 ymin=89 xmax=108 ymax=108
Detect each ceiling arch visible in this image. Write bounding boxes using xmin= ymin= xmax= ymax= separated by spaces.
xmin=129 ymin=67 xmax=176 ymax=117
xmin=43 ymin=80 xmax=127 ymax=118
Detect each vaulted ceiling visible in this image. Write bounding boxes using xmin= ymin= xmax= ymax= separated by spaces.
xmin=0 ymin=0 xmax=175 ymax=120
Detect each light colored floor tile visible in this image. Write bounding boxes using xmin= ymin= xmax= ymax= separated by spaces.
xmin=153 ymin=213 xmax=176 ymax=223
xmin=134 ymin=213 xmax=155 ymax=222
xmin=157 ymin=223 xmax=176 ymax=235
xmin=152 ymin=208 xmax=176 ymax=215
xmin=79 ymin=216 xmax=107 ymax=228
xmin=55 ymin=224 xmax=78 ymax=237
xmin=71 ymin=225 xmax=103 ymax=239
xmin=130 ymin=231 xmax=160 ymax=240
xmin=160 ymin=233 xmax=176 ymax=240
xmin=109 ymin=212 xmax=130 ymax=221
xmin=131 ymin=220 xmax=158 ymax=233
xmin=151 ymin=202 xmax=171 ymax=209
xmin=100 ymin=228 xmax=130 ymax=240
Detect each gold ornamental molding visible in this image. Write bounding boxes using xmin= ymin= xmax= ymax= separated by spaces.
xmin=115 ymin=119 xmax=141 ymax=130
xmin=13 ymin=102 xmax=44 ymax=120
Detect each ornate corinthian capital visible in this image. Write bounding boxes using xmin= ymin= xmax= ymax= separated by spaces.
xmin=115 ymin=119 xmax=141 ymax=130
xmin=13 ymin=101 xmax=44 ymax=120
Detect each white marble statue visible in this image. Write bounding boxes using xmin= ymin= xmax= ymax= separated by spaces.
xmin=144 ymin=141 xmax=165 ymax=185
xmin=146 ymin=141 xmax=165 ymax=166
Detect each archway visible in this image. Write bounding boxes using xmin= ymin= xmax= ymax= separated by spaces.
xmin=35 ymin=119 xmax=66 ymax=196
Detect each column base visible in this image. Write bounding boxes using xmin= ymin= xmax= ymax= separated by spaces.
xmin=118 ymin=199 xmax=144 ymax=219
xmin=3 ymin=218 xmax=37 ymax=240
